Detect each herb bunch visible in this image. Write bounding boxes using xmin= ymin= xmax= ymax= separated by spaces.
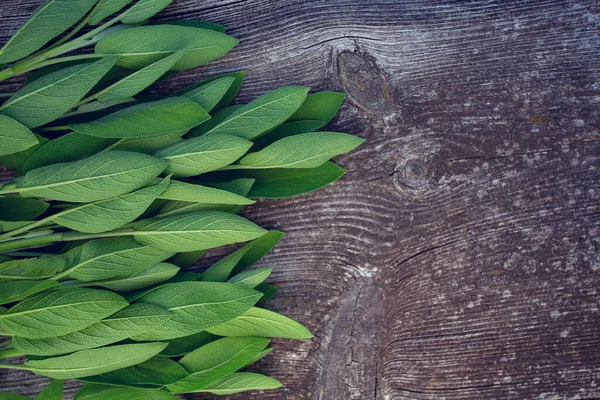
xmin=0 ymin=0 xmax=363 ymax=398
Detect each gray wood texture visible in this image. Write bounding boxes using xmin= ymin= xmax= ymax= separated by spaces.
xmin=1 ymin=0 xmax=599 ymax=399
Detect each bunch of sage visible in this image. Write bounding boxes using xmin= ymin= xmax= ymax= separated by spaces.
xmin=0 ymin=0 xmax=364 ymax=398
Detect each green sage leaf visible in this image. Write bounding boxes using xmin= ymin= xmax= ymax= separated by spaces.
xmin=0 ymin=288 xmax=128 ymax=338
xmin=50 ymin=178 xmax=169 ymax=233
xmin=181 ymin=76 xmax=236 ymax=112
xmin=203 ymin=86 xmax=309 ymax=139
xmin=236 ymin=132 xmax=364 ymax=169
xmin=133 ymin=211 xmax=266 ymax=252
xmin=75 ymin=384 xmax=178 ymax=400
xmin=0 ymin=0 xmax=98 ymax=63
xmin=95 ymin=25 xmax=238 ymax=70
xmin=0 ymin=197 xmax=49 ymax=221
xmin=35 ymin=379 xmax=62 ymax=400
xmin=109 ymin=131 xmax=185 ymax=154
xmin=12 ymin=303 xmax=171 ymax=356
xmin=22 ymin=133 xmax=116 ymax=173
xmin=166 ymin=337 xmax=270 ymax=394
xmin=89 ymin=0 xmax=133 ymax=25
xmin=0 ymin=280 xmax=59 ymax=305
xmin=173 ymin=71 xmax=244 ymax=109
xmin=60 ymin=237 xmax=174 ymax=282
xmin=289 ymin=91 xmax=345 ymax=123
xmin=82 ymin=356 xmax=187 ymax=388
xmin=227 ymin=268 xmax=271 ymax=288
xmin=206 ymin=307 xmax=313 ymax=339
xmin=194 ymin=372 xmax=281 ymax=395
xmin=0 ymin=115 xmax=38 ymax=157
xmin=119 ymin=0 xmax=173 ymax=24
xmin=17 ymin=151 xmax=168 ymax=203
xmin=83 ymin=262 xmax=179 ymax=291
xmin=130 ymin=281 xmax=261 ymax=340
xmin=251 ymin=119 xmax=325 ymax=151
xmin=95 ymin=52 xmax=183 ymax=103
xmin=0 ymin=58 xmax=117 ymax=128
xmin=0 ymin=255 xmax=65 ymax=281
xmin=0 ymin=134 xmax=48 ymax=171
xmin=155 ymin=134 xmax=252 ymax=178
xmin=160 ymin=331 xmax=218 ymax=357
xmin=24 ymin=342 xmax=167 ymax=379
xmin=158 ymin=179 xmax=252 ymax=205
xmin=244 ymin=161 xmax=347 ymax=199
xmin=186 ymin=104 xmax=243 ymax=138
xmin=70 ymin=98 xmax=209 ymax=139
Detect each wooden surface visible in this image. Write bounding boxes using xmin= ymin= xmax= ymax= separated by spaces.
xmin=1 ymin=0 xmax=600 ymax=399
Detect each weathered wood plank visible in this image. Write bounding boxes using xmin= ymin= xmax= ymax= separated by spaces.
xmin=1 ymin=0 xmax=599 ymax=399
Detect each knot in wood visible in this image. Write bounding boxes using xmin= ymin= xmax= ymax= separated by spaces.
xmin=397 ymin=158 xmax=433 ymax=191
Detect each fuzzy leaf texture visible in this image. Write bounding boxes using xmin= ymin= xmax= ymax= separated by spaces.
xmin=16 ymin=151 xmax=168 ymax=202
xmin=95 ymin=25 xmax=238 ymax=70
xmin=0 ymin=0 xmax=97 ymax=63
xmin=0 ymin=57 xmax=117 ymax=128
xmin=0 ymin=288 xmax=128 ymax=338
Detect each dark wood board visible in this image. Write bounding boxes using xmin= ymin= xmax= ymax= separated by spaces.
xmin=1 ymin=0 xmax=599 ymax=399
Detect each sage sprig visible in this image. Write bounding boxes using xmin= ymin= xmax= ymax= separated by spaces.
xmin=0 ymin=0 xmax=364 ymax=397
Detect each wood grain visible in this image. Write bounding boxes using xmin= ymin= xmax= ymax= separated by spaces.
xmin=1 ymin=0 xmax=599 ymax=399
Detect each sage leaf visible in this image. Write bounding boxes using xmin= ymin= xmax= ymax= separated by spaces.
xmin=75 ymin=384 xmax=178 ymax=400
xmin=251 ymin=119 xmax=325 ymax=151
xmin=0 ymin=288 xmax=128 ymax=338
xmin=13 ymin=303 xmax=171 ymax=356
xmin=165 ymin=250 xmax=206 ymax=269
xmin=206 ymin=307 xmax=313 ymax=339
xmin=119 ymin=0 xmax=173 ymax=24
xmin=0 ymin=134 xmax=48 ymax=171
xmin=109 ymin=131 xmax=185 ymax=154
xmin=245 ymin=161 xmax=347 ymax=199
xmin=0 ymin=220 xmax=30 ymax=233
xmin=59 ymin=237 xmax=174 ymax=282
xmin=17 ymin=151 xmax=168 ymax=203
xmin=0 ymin=115 xmax=38 ymax=157
xmin=0 ymin=280 xmax=59 ymax=305
xmin=0 ymin=58 xmax=117 ymax=128
xmin=289 ymin=91 xmax=345 ymax=123
xmin=0 ymin=392 xmax=30 ymax=399
xmin=186 ymin=105 xmax=243 ymax=138
xmin=196 ymin=372 xmax=281 ymax=395
xmin=95 ymin=25 xmax=238 ymax=70
xmin=160 ymin=331 xmax=218 ymax=357
xmin=70 ymin=98 xmax=209 ymax=139
xmin=155 ymin=134 xmax=252 ymax=178
xmin=174 ymin=71 xmax=244 ymax=109
xmin=35 ymin=379 xmax=62 ymax=400
xmin=227 ymin=268 xmax=271 ymax=288
xmin=181 ymin=76 xmax=236 ymax=112
xmin=89 ymin=0 xmax=133 ymax=25
xmin=22 ymin=133 xmax=116 ymax=173
xmin=0 ymin=0 xmax=97 ymax=63
xmin=130 ymin=281 xmax=261 ymax=340
xmin=24 ymin=342 xmax=168 ymax=379
xmin=82 ymin=356 xmax=187 ymax=388
xmin=0 ymin=255 xmax=64 ymax=281
xmin=203 ymin=86 xmax=309 ymax=139
xmin=237 ymin=132 xmax=364 ymax=169
xmin=95 ymin=52 xmax=183 ymax=103
xmin=83 ymin=262 xmax=179 ymax=291
xmin=51 ymin=178 xmax=169 ymax=233
xmin=156 ymin=180 xmax=254 ymax=218
xmin=0 ymin=197 xmax=49 ymax=221
xmin=232 ymin=230 xmax=285 ymax=275
xmin=256 ymin=283 xmax=278 ymax=302
xmin=161 ymin=20 xmax=226 ymax=33
xmin=133 ymin=211 xmax=267 ymax=252
xmin=167 ymin=337 xmax=270 ymax=394
xmin=199 ymin=243 xmax=254 ymax=283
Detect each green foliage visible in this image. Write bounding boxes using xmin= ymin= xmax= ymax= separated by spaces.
xmin=0 ymin=2 xmax=362 ymax=397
